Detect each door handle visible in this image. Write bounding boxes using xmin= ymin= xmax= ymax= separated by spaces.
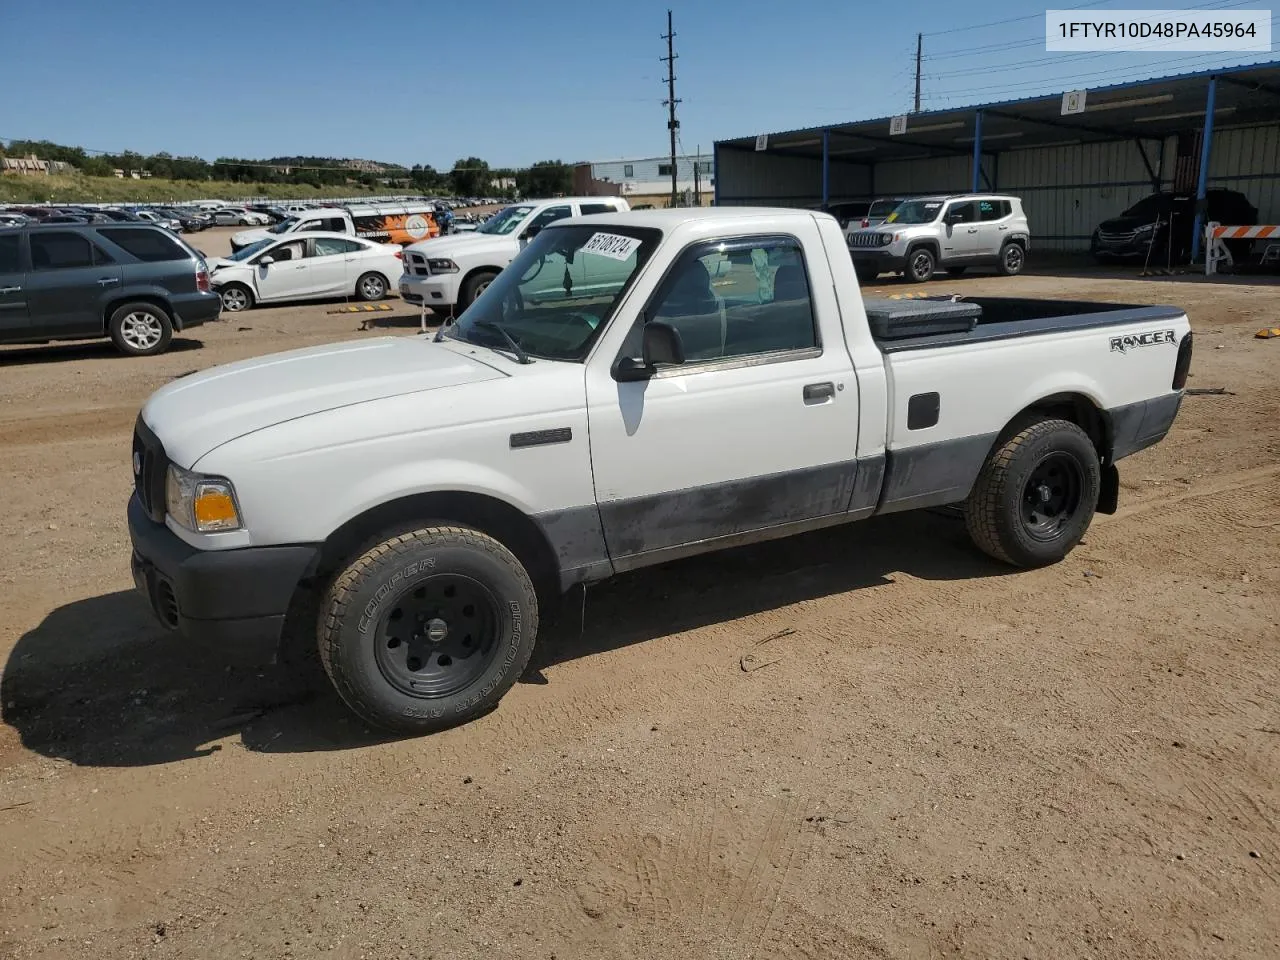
xmin=97 ymin=277 xmax=119 ymax=285
xmin=0 ymin=285 xmax=20 ymax=293
xmin=997 ymin=225 xmax=1009 ymax=230
xmin=966 ymin=228 xmax=979 ymax=234
xmin=294 ymin=265 xmax=307 ymax=270
xmin=803 ymin=382 xmax=835 ymax=402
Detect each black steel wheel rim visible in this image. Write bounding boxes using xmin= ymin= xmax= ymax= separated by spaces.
xmin=1020 ymin=452 xmax=1083 ymax=540
xmin=373 ymin=574 xmax=501 ymax=698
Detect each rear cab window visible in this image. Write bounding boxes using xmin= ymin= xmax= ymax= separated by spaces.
xmin=98 ymin=227 xmax=190 ymax=262
xmin=579 ymin=203 xmax=618 ymax=216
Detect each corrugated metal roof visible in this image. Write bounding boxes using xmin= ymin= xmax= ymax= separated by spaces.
xmin=717 ymin=60 xmax=1280 ymax=162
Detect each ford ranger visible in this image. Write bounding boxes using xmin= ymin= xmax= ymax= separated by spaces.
xmin=127 ymin=208 xmax=1192 ymax=734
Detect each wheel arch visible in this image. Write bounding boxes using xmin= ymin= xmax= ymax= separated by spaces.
xmin=103 ymin=293 xmax=173 ymax=334
xmin=304 ymin=490 xmax=563 ymax=610
xmin=459 ymin=263 xmax=500 ymax=296
xmin=995 ymin=391 xmax=1118 ymax=513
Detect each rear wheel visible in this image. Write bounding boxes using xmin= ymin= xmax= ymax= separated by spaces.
xmin=905 ymin=247 xmax=935 ymax=283
xmin=460 ymin=270 xmax=498 ymax=309
xmin=997 ymin=241 xmax=1026 ymax=276
xmin=108 ymin=302 xmax=173 ymax=357
xmin=318 ymin=525 xmax=539 ymax=734
xmin=355 ymin=272 xmax=387 ymax=301
xmin=964 ymin=418 xmax=1100 ymax=568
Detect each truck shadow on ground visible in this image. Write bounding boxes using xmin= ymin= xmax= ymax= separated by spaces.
xmin=0 ymin=338 xmax=203 ymax=366
xmin=1 ymin=510 xmax=1011 ymax=767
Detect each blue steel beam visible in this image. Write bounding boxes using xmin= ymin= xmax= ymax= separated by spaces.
xmin=971 ymin=110 xmax=984 ymax=193
xmin=1190 ymin=76 xmax=1217 ymax=262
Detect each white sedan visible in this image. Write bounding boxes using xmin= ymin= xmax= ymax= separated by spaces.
xmin=211 ymin=206 xmax=270 ymax=226
xmin=208 ymin=232 xmax=404 ymax=312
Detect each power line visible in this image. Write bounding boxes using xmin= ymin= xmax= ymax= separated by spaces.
xmin=922 ymin=0 xmax=1109 ymax=37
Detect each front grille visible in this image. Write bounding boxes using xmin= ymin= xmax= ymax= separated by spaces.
xmin=848 ymin=232 xmax=886 ymax=249
xmin=132 ymin=416 xmax=169 ymax=523
xmin=405 ymin=251 xmax=430 ymax=276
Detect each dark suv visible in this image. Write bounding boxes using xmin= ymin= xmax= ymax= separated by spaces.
xmin=1091 ymin=189 xmax=1258 ymax=264
xmin=0 ymin=222 xmax=221 ymax=356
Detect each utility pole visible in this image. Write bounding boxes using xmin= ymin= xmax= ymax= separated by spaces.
xmin=694 ymin=143 xmax=701 ymax=206
xmin=661 ymin=9 xmax=680 ymax=206
xmin=913 ymin=33 xmax=922 ymax=113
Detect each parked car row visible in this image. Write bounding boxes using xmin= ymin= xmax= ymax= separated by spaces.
xmin=0 ymin=204 xmax=216 ymax=235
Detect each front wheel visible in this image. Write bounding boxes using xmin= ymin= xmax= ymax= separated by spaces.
xmin=460 ymin=269 xmax=498 ymax=309
xmin=998 ymin=242 xmax=1026 ymax=276
xmin=905 ymin=247 xmax=935 ymax=283
xmin=355 ymin=272 xmax=388 ymax=301
xmin=964 ymin=418 xmax=1100 ymax=568
xmin=108 ymin=302 xmax=173 ymax=356
xmin=238 ymin=218 xmax=251 ymax=226
xmin=318 ymin=525 xmax=539 ymax=734
xmin=219 ymin=283 xmax=254 ymax=313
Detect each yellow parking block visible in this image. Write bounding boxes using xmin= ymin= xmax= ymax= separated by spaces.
xmin=327 ymin=304 xmax=394 ymax=314
xmin=1256 ymin=327 xmax=1280 ymax=339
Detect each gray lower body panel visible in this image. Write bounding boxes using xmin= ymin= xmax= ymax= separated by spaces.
xmin=877 ymin=433 xmax=996 ymax=515
xmin=1109 ymin=391 xmax=1183 ymax=461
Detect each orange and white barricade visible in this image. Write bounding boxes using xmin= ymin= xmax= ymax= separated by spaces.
xmin=1204 ymin=221 xmax=1280 ymax=275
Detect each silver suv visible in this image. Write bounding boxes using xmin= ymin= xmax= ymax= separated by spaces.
xmin=847 ymin=194 xmax=1030 ymax=283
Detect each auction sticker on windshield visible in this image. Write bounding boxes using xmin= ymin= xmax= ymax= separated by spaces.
xmin=582 ymin=232 xmax=642 ymax=261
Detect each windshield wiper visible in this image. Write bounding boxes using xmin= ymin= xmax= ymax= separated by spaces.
xmin=471 ymin=320 xmax=533 ymax=365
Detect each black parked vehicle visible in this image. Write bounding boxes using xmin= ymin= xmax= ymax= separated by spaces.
xmin=156 ymin=206 xmax=212 ymax=232
xmin=0 ymin=223 xmax=222 ymax=356
xmin=1091 ymin=189 xmax=1258 ymax=264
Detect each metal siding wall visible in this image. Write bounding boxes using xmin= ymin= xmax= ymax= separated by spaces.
xmin=998 ymin=140 xmax=1160 ymax=251
xmin=716 ymin=149 xmax=824 ymax=207
xmin=871 ymin=156 xmax=971 ymax=196
xmin=1207 ymin=125 xmax=1280 ymax=225
xmin=828 ymin=162 xmax=872 ymax=201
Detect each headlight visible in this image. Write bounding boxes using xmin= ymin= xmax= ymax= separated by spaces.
xmin=879 ymin=233 xmax=893 ymax=245
xmin=1134 ymin=222 xmax=1157 ymax=234
xmin=165 ymin=463 xmax=242 ymax=532
xmin=427 ymin=258 xmax=458 ymax=273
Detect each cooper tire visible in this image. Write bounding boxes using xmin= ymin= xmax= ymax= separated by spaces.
xmin=964 ymin=418 xmax=1100 ymax=568
xmin=998 ymin=241 xmax=1026 ymax=276
xmin=460 ymin=270 xmax=498 ymax=309
xmin=108 ymin=302 xmax=173 ymax=357
xmin=905 ymin=247 xmax=935 ymax=283
xmin=318 ymin=525 xmax=538 ymax=735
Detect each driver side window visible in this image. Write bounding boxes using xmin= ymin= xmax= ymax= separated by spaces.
xmin=625 ymin=237 xmax=817 ymax=366
xmin=526 ymin=205 xmax=572 ymax=233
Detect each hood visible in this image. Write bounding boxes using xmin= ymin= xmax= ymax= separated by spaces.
xmin=1097 ymin=216 xmax=1165 ymax=234
xmin=231 ymin=228 xmax=272 ymax=247
xmin=404 ymin=232 xmax=511 ymax=257
xmin=142 ymin=336 xmax=506 ymax=468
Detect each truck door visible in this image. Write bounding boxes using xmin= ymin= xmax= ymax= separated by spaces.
xmin=584 ymin=228 xmax=862 ymax=568
xmin=0 ymin=232 xmax=29 ymax=339
xmin=24 ymin=231 xmax=123 ymax=337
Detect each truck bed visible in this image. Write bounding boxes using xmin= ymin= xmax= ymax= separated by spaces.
xmin=872 ymin=297 xmax=1187 ymax=352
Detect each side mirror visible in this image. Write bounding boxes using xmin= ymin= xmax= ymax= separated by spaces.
xmin=258 ymin=256 xmax=274 ymax=266
xmin=524 ymin=224 xmax=543 ymax=240
xmin=613 ymin=322 xmax=686 ymax=382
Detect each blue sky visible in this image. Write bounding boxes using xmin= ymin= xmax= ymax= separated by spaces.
xmin=1 ymin=0 xmax=1273 ymax=168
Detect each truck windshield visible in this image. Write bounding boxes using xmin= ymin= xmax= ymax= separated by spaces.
xmin=442 ymin=224 xmax=661 ymax=362
xmin=476 ymin=205 xmax=534 ymax=235
xmin=269 ymin=217 xmax=299 ymax=234
xmin=884 ymin=200 xmax=944 ymax=224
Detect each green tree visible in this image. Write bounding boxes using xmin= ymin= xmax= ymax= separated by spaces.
xmin=517 ymin=160 xmax=572 ymax=198
xmin=81 ymin=156 xmax=114 ymax=177
xmin=450 ymin=156 xmax=489 ymax=196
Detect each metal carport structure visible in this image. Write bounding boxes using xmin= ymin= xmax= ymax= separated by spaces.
xmin=714 ymin=61 xmax=1280 ymax=258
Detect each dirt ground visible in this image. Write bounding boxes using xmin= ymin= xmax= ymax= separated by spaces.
xmin=1 ymin=228 xmax=1278 ymax=959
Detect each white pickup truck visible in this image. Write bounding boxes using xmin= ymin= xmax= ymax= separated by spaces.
xmin=127 ymin=208 xmax=1192 ymax=734
xmin=398 ymin=196 xmax=630 ymax=312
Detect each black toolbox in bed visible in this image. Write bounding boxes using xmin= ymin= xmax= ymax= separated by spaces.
xmin=862 ymin=296 xmax=982 ymax=340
